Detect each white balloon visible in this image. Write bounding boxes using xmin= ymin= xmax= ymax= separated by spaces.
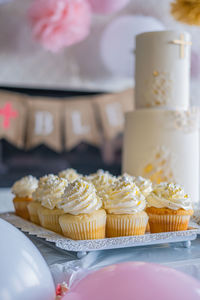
xmin=0 ymin=219 xmax=55 ymax=300
xmin=100 ymin=15 xmax=165 ymax=78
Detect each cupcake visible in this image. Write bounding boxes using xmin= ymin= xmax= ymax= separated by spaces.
xmin=146 ymin=182 xmax=194 ymax=233
xmin=58 ymin=168 xmax=80 ymax=182
xmin=119 ymin=174 xmax=152 ymax=197
xmin=132 ymin=176 xmax=152 ymax=232
xmin=12 ymin=175 xmax=38 ymax=220
xmin=84 ymin=169 xmax=116 ymax=201
xmin=28 ymin=176 xmax=48 ymax=225
xmin=132 ymin=176 xmax=153 ymax=198
xmin=104 ymin=176 xmax=148 ymax=237
xmin=36 ymin=174 xmax=68 ymax=234
xmin=58 ymin=179 xmax=106 ymax=240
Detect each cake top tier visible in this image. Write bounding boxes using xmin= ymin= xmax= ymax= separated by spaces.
xmin=135 ymin=30 xmax=191 ymax=110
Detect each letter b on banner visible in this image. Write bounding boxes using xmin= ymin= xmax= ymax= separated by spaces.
xmin=26 ymin=99 xmax=62 ymax=152
xmin=34 ymin=111 xmax=54 ymax=135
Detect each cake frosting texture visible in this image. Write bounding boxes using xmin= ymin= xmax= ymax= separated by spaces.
xmin=135 ymin=31 xmax=191 ymax=109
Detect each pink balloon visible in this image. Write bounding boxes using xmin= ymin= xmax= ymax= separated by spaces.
xmin=100 ymin=15 xmax=165 ymax=78
xmin=88 ymin=0 xmax=130 ymax=14
xmin=63 ymin=262 xmax=200 ymax=300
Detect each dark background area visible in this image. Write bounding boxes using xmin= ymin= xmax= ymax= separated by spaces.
xmin=0 ymin=87 xmax=121 ymax=187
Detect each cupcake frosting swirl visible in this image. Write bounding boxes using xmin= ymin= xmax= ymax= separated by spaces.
xmin=32 ymin=174 xmax=68 ymax=209
xmin=58 ymin=179 xmax=102 ymax=215
xmin=119 ymin=174 xmax=152 ymax=197
xmin=87 ymin=169 xmax=116 ymax=200
xmin=58 ymin=168 xmax=79 ymax=182
xmin=146 ymin=182 xmax=193 ymax=210
xmin=133 ymin=176 xmax=153 ymax=197
xmin=103 ymin=176 xmax=146 ymax=214
xmin=12 ymin=175 xmax=38 ymax=198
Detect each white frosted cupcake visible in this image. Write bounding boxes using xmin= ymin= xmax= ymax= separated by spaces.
xmin=58 ymin=168 xmax=80 ymax=182
xmin=119 ymin=174 xmax=152 ymax=197
xmin=12 ymin=175 xmax=38 ymax=220
xmin=133 ymin=176 xmax=152 ymax=197
xmin=84 ymin=169 xmax=116 ymax=201
xmin=58 ymin=179 xmax=106 ymax=240
xmin=36 ymin=174 xmax=68 ymax=233
xmin=104 ymin=176 xmax=148 ymax=237
xmin=146 ymin=182 xmax=194 ymax=233
xmin=132 ymin=175 xmax=152 ymax=232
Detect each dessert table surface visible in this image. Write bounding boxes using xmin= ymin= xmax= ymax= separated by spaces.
xmin=1 ymin=188 xmax=200 ymax=287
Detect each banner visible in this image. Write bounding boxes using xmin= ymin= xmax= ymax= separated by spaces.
xmin=26 ymin=98 xmax=63 ymax=152
xmin=0 ymin=91 xmax=27 ymax=148
xmin=64 ymin=99 xmax=101 ymax=150
xmin=94 ymin=89 xmax=134 ymax=140
xmin=0 ymin=89 xmax=134 ymax=151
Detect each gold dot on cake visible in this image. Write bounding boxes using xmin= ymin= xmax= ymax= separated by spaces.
xmin=153 ymin=70 xmax=159 ymax=76
xmin=155 ymin=100 xmax=162 ymax=105
xmin=143 ymin=163 xmax=153 ymax=173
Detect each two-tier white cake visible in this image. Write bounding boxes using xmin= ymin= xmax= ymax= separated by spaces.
xmin=123 ymin=31 xmax=199 ymax=204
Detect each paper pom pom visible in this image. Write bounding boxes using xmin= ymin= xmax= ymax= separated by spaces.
xmin=88 ymin=0 xmax=130 ymax=14
xmin=171 ymin=0 xmax=200 ymax=26
xmin=28 ymin=0 xmax=91 ymax=52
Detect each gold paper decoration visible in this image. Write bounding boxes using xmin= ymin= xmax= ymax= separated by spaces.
xmin=171 ymin=0 xmax=200 ymax=26
xmin=64 ymin=99 xmax=101 ymax=150
xmin=0 ymin=91 xmax=27 ymax=148
xmin=26 ymin=98 xmax=63 ymax=152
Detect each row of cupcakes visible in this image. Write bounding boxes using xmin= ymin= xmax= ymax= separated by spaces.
xmin=11 ymin=169 xmax=194 ymax=240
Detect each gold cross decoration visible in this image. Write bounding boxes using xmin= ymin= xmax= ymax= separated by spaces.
xmin=171 ymin=33 xmax=192 ymax=59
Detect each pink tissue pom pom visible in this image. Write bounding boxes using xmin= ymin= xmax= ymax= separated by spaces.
xmin=28 ymin=0 xmax=91 ymax=52
xmin=88 ymin=0 xmax=130 ymax=14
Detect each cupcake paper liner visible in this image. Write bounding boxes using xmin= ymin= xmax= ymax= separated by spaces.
xmin=13 ymin=199 xmax=31 ymax=220
xmin=59 ymin=210 xmax=106 ymax=240
xmin=27 ymin=202 xmax=42 ymax=225
xmin=106 ymin=212 xmax=148 ymax=237
xmin=148 ymin=214 xmax=190 ymax=233
xmin=38 ymin=207 xmax=64 ymax=234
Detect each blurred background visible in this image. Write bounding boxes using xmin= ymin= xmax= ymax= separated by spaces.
xmin=0 ymin=0 xmax=199 ymax=186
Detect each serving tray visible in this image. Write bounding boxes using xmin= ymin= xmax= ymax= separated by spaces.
xmin=0 ymin=212 xmax=198 ymax=258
